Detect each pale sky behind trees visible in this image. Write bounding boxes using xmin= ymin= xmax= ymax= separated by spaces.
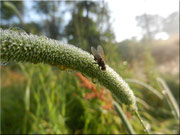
xmin=24 ymin=0 xmax=178 ymax=42
xmin=107 ymin=0 xmax=178 ymax=41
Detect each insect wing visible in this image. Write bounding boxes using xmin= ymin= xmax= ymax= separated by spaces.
xmin=97 ymin=45 xmax=105 ymax=61
xmin=91 ymin=47 xmax=99 ymax=59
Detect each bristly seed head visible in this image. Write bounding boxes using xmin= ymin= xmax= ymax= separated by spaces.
xmin=0 ymin=28 xmax=136 ymax=108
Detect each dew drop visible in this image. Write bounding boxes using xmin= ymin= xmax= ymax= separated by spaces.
xmin=0 ymin=60 xmax=8 ymax=66
xmin=2 ymin=62 xmax=8 ymax=66
xmin=123 ymin=61 xmax=127 ymax=65
xmin=162 ymin=90 xmax=166 ymax=95
xmin=67 ymin=70 xmax=72 ymax=74
xmin=92 ymin=78 xmax=97 ymax=84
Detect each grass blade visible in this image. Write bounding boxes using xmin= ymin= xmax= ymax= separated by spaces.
xmin=157 ymin=77 xmax=179 ymax=119
xmin=113 ymin=102 xmax=136 ymax=134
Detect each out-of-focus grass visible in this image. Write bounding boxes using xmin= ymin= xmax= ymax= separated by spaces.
xmin=1 ymin=82 xmax=25 ymax=133
xmin=1 ymin=35 xmax=179 ymax=134
xmin=1 ymin=63 xmax=126 ymax=134
xmin=1 ymin=64 xmax=69 ymax=134
xmin=1 ymin=62 xmax=179 ymax=134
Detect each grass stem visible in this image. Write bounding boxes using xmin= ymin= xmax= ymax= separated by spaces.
xmin=113 ymin=102 xmax=136 ymax=134
xmin=157 ymin=77 xmax=179 ymax=119
xmin=134 ymin=110 xmax=150 ymax=134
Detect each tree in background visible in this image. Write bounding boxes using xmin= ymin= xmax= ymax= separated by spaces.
xmin=1 ymin=1 xmax=115 ymax=48
xmin=0 ymin=1 xmax=44 ymax=35
xmin=0 ymin=1 xmax=24 ymax=27
xmin=163 ymin=11 xmax=179 ymax=35
xmin=136 ymin=11 xmax=178 ymax=41
xmin=65 ymin=1 xmax=115 ymax=50
xmin=33 ymin=1 xmax=64 ymax=40
xmin=136 ymin=14 xmax=164 ymax=41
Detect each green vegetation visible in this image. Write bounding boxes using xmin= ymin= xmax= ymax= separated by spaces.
xmin=0 ymin=1 xmax=179 ymax=134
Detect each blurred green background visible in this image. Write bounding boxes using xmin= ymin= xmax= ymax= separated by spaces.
xmin=0 ymin=1 xmax=179 ymax=134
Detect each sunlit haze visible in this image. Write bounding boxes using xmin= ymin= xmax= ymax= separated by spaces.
xmin=107 ymin=0 xmax=178 ymax=42
xmin=155 ymin=32 xmax=169 ymax=40
xmin=24 ymin=0 xmax=178 ymax=42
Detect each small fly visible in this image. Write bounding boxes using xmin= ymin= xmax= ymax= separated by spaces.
xmin=91 ymin=45 xmax=106 ymax=70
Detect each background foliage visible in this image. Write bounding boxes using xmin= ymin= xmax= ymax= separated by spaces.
xmin=0 ymin=1 xmax=179 ymax=134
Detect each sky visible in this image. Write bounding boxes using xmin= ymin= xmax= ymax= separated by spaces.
xmin=107 ymin=0 xmax=179 ymax=42
xmin=25 ymin=0 xmax=179 ymax=42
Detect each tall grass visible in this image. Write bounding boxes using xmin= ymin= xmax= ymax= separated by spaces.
xmin=157 ymin=77 xmax=179 ymax=119
xmin=1 ymin=28 xmax=179 ymax=134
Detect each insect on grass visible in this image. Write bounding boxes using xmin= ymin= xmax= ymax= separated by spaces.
xmin=91 ymin=45 xmax=106 ymax=70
